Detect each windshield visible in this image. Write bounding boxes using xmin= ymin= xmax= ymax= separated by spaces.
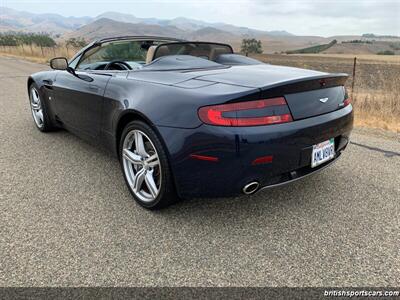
xmin=77 ymin=40 xmax=170 ymax=70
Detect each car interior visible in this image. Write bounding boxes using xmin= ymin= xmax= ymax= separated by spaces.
xmin=75 ymin=40 xmax=234 ymax=71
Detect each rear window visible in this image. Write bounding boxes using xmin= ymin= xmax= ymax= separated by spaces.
xmin=153 ymin=42 xmax=233 ymax=61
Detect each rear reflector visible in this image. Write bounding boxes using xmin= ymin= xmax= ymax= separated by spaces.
xmin=252 ymin=155 xmax=273 ymax=165
xmin=343 ymin=97 xmax=351 ymax=107
xmin=189 ymin=154 xmax=219 ymax=162
xmin=198 ymin=97 xmax=293 ymax=127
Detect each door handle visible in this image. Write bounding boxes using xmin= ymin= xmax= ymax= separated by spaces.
xmin=43 ymin=79 xmax=53 ymax=89
xmin=89 ymin=84 xmax=99 ymax=92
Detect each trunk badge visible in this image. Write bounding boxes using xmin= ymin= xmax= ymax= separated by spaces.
xmin=319 ymin=97 xmax=329 ymax=103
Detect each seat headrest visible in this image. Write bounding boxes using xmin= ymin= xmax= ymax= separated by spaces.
xmin=155 ymin=46 xmax=170 ymax=59
xmin=210 ymin=47 xmax=232 ymax=61
xmin=146 ymin=46 xmax=157 ymax=64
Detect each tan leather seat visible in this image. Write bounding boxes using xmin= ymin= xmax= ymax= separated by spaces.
xmin=146 ymin=46 xmax=157 ymax=64
xmin=155 ymin=46 xmax=170 ymax=60
xmin=210 ymin=47 xmax=231 ymax=61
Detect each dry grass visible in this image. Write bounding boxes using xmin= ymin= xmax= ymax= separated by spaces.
xmin=0 ymin=47 xmax=398 ymax=132
xmin=0 ymin=45 xmax=78 ymax=64
xmin=352 ymin=92 xmax=400 ymax=132
xmin=290 ymin=53 xmax=400 ymax=64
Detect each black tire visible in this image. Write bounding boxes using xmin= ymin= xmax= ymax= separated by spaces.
xmin=28 ymin=82 xmax=56 ymax=132
xmin=119 ymin=120 xmax=179 ymax=210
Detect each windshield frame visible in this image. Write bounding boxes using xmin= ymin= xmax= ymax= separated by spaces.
xmin=69 ymin=37 xmax=183 ymax=71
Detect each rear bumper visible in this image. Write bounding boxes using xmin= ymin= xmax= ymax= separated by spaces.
xmin=157 ymin=105 xmax=353 ymax=199
xmin=257 ymin=151 xmax=342 ymax=192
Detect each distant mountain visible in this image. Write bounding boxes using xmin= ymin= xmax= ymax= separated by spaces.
xmin=63 ymin=18 xmax=328 ymax=53
xmin=94 ymin=12 xmax=141 ymax=24
xmin=3 ymin=6 xmax=398 ymax=54
xmin=0 ymin=7 xmax=91 ymax=34
xmin=91 ymin=12 xmax=295 ymax=37
xmin=186 ymin=27 xmax=238 ymax=42
xmin=0 ymin=6 xmax=295 ymax=38
xmin=166 ymin=17 xmax=210 ymax=31
xmin=63 ymin=18 xmax=187 ymax=41
xmin=362 ymin=33 xmax=399 ymax=39
xmin=208 ymin=22 xmax=293 ymax=37
xmin=263 ymin=30 xmax=294 ymax=37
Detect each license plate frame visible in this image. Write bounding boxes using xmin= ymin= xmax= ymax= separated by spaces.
xmin=311 ymin=138 xmax=335 ymax=168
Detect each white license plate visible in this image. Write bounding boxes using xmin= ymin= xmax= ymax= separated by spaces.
xmin=311 ymin=138 xmax=335 ymax=168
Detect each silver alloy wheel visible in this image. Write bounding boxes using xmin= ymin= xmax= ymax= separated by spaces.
xmin=30 ymin=87 xmax=44 ymax=128
xmin=122 ymin=129 xmax=161 ymax=202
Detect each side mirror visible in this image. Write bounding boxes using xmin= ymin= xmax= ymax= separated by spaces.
xmin=50 ymin=57 xmax=68 ymax=70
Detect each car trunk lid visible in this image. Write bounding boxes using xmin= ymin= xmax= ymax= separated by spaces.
xmin=284 ymin=86 xmax=347 ymax=120
xmin=257 ymin=74 xmax=348 ymax=120
xmin=193 ymin=64 xmax=328 ymax=88
xmin=194 ymin=64 xmax=349 ymax=120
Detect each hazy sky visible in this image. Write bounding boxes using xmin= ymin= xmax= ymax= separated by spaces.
xmin=2 ymin=0 xmax=400 ymax=36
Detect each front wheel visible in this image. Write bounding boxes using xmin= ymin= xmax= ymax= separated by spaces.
xmin=119 ymin=120 xmax=179 ymax=209
xmin=29 ymin=83 xmax=55 ymax=132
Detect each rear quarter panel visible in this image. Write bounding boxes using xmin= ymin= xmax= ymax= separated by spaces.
xmin=102 ymin=76 xmax=259 ymax=132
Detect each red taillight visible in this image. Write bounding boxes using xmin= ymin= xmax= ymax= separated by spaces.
xmin=343 ymin=97 xmax=351 ymax=107
xmin=198 ymin=97 xmax=293 ymax=127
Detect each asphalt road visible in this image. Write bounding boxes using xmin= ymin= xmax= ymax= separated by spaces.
xmin=0 ymin=57 xmax=399 ymax=287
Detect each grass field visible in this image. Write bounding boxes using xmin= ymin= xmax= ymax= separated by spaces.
xmin=0 ymin=45 xmax=78 ymax=63
xmin=0 ymin=45 xmax=398 ymax=132
xmin=290 ymin=53 xmax=400 ymax=63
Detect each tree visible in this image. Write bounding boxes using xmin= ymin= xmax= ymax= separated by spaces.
xmin=0 ymin=34 xmax=18 ymax=46
xmin=35 ymin=34 xmax=56 ymax=47
xmin=0 ymin=33 xmax=56 ymax=47
xmin=377 ymin=50 xmax=395 ymax=55
xmin=241 ymin=38 xmax=263 ymax=55
xmin=66 ymin=37 xmax=87 ymax=49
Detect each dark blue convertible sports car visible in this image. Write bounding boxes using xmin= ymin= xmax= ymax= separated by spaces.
xmin=28 ymin=36 xmax=353 ymax=209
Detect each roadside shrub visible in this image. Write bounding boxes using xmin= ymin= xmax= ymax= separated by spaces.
xmin=377 ymin=50 xmax=395 ymax=55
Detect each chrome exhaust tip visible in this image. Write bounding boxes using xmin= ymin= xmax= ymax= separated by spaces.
xmin=242 ymin=181 xmax=260 ymax=195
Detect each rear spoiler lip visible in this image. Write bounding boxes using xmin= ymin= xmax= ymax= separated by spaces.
xmin=259 ymin=73 xmax=348 ymax=99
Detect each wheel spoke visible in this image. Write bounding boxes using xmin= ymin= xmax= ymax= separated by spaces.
xmin=145 ymin=154 xmax=159 ymax=167
xmin=133 ymin=168 xmax=146 ymax=192
xmin=145 ymin=170 xmax=158 ymax=198
xmin=32 ymin=90 xmax=39 ymax=103
xmin=36 ymin=110 xmax=43 ymax=122
xmin=134 ymin=131 xmax=148 ymax=157
xmin=30 ymin=88 xmax=44 ymax=128
xmin=123 ymin=149 xmax=143 ymax=165
xmin=31 ymin=102 xmax=40 ymax=110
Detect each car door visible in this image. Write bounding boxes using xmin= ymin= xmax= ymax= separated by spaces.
xmin=53 ymin=69 xmax=111 ymax=139
xmin=52 ymin=39 xmax=149 ymax=139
